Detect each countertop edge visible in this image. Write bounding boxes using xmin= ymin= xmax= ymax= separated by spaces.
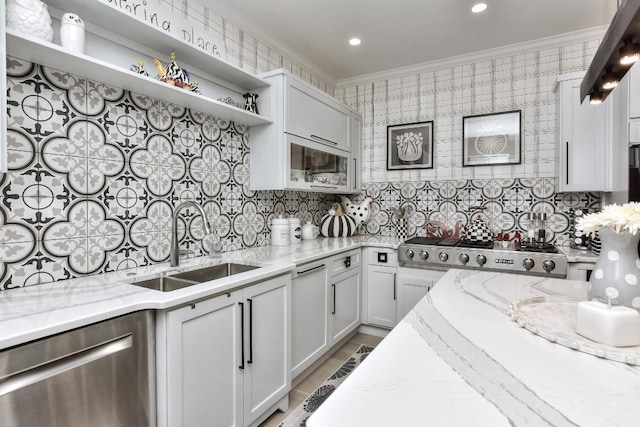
xmin=0 ymin=236 xmax=399 ymax=349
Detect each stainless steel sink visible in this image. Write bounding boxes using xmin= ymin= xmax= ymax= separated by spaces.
xmin=130 ymin=263 xmax=260 ymax=292
xmin=170 ymin=263 xmax=259 ymax=283
xmin=132 ymin=276 xmax=199 ymax=292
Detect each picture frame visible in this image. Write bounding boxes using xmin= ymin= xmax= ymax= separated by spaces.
xmin=386 ymin=121 xmax=434 ymax=170
xmin=462 ymin=110 xmax=521 ymax=167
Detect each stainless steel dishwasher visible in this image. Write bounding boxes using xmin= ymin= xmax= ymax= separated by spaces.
xmin=0 ymin=310 xmax=155 ymax=427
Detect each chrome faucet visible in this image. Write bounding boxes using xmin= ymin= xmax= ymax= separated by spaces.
xmin=170 ymin=201 xmax=213 ymax=267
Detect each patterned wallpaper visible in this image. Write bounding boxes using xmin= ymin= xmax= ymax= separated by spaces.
xmin=336 ymin=37 xmax=602 ymax=183
xmin=0 ymin=58 xmax=331 ymax=290
xmin=333 ymin=36 xmax=604 ymax=246
xmin=157 ymin=0 xmax=335 ymax=94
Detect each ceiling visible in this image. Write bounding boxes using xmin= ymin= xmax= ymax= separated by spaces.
xmin=208 ymin=0 xmax=617 ymax=83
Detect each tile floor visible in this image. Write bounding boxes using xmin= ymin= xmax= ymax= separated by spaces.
xmin=259 ymin=333 xmax=384 ymax=427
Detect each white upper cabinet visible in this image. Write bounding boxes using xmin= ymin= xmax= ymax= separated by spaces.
xmin=627 ymin=63 xmax=640 ymax=144
xmin=628 ymin=62 xmax=640 ymax=120
xmin=285 ymin=77 xmax=350 ymax=152
xmin=554 ymin=73 xmax=624 ymax=193
xmin=5 ymin=0 xmax=272 ymax=127
xmin=349 ymin=112 xmax=363 ymax=192
xmin=251 ymin=70 xmax=362 ymax=193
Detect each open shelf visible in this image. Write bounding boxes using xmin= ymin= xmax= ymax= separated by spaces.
xmin=6 ymin=29 xmax=272 ymax=127
xmin=45 ymin=0 xmax=268 ymax=91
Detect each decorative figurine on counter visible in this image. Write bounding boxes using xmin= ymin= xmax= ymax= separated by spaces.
xmin=340 ymin=195 xmax=372 ymax=234
xmin=60 ymin=13 xmax=85 ymax=54
xmin=243 ymin=92 xmax=259 ymax=114
xmin=152 ymin=51 xmax=200 ymax=94
xmin=6 ymin=0 xmax=54 ymax=42
xmin=130 ymin=60 xmax=149 ymax=76
xmin=320 ymin=203 xmax=357 ymax=238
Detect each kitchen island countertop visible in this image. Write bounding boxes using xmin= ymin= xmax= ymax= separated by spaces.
xmin=309 ymin=269 xmax=640 ymax=427
xmin=0 ymin=235 xmax=400 ymax=350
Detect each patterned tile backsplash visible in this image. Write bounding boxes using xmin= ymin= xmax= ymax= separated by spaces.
xmin=0 ymin=58 xmax=332 ymax=290
xmin=358 ymin=180 xmax=600 ymax=246
xmin=0 ymin=58 xmax=601 ymax=291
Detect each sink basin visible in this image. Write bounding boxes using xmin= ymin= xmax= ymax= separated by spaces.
xmin=132 ymin=276 xmax=199 ymax=292
xmin=170 ymin=263 xmax=259 ymax=283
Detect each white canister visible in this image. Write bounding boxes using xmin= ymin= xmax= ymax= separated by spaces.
xmin=271 ymin=216 xmax=290 ymax=246
xmin=301 ymin=221 xmax=319 ymax=240
xmin=289 ymin=217 xmax=301 ymax=244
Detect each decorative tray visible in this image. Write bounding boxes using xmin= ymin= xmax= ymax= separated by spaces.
xmin=508 ymin=296 xmax=640 ymax=365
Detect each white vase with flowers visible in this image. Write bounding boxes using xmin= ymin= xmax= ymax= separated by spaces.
xmin=576 ymin=203 xmax=640 ymax=310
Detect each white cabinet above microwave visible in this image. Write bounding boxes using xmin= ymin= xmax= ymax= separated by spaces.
xmin=285 ymin=77 xmax=350 ymax=152
xmin=251 ymin=70 xmax=361 ymax=193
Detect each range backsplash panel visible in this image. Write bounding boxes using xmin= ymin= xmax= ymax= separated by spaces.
xmin=358 ymin=180 xmax=600 ymax=246
xmin=0 ymin=58 xmax=332 ymax=290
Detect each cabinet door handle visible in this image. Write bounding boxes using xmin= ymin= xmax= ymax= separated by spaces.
xmin=247 ymin=298 xmax=253 ymax=364
xmin=353 ymin=158 xmax=357 ymax=189
xmin=393 ymin=273 xmax=397 ymax=300
xmin=238 ymin=302 xmax=245 ymax=370
xmin=565 ymin=141 xmax=569 ymax=185
xmin=331 ymin=284 xmax=336 ymax=315
xmin=310 ymin=185 xmax=339 ymax=189
xmin=296 ymin=264 xmax=326 ymax=276
xmin=310 ymin=134 xmax=339 ymax=146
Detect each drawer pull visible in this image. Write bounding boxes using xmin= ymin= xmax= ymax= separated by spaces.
xmin=296 ymin=264 xmax=326 ymax=276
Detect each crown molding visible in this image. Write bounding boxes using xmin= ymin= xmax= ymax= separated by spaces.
xmin=336 ymin=26 xmax=608 ymax=89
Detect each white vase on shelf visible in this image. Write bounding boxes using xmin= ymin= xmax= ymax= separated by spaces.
xmin=589 ymin=226 xmax=640 ymax=311
xmin=60 ymin=13 xmax=86 ymax=54
xmin=6 ymin=0 xmax=54 ymax=42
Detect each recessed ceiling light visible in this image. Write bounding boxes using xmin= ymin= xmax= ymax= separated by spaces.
xmin=472 ymin=3 xmax=487 ymax=13
xmin=349 ymin=38 xmax=361 ymax=46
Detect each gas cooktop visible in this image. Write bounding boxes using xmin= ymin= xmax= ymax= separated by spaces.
xmin=404 ymin=237 xmax=559 ymax=252
xmin=399 ymin=237 xmax=567 ymax=278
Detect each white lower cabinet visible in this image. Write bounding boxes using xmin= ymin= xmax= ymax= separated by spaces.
xmin=567 ymin=261 xmax=596 ymax=281
xmin=330 ymin=268 xmax=361 ymax=344
xmin=366 ymin=266 xmax=397 ymax=328
xmin=396 ymin=268 xmax=443 ymax=322
xmin=159 ymin=275 xmax=291 ymax=427
xmin=364 ymin=248 xmax=399 ymax=329
xmin=291 ymin=261 xmax=330 ymax=378
xmin=290 ymin=250 xmax=361 ymax=379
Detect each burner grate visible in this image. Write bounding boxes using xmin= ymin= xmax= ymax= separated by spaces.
xmin=404 ymin=237 xmax=441 ymax=245
xmin=519 ymin=242 xmax=559 ymax=253
xmin=457 ymin=240 xmax=494 ymax=249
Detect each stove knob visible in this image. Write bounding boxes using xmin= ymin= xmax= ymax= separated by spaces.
xmin=405 ymin=249 xmax=415 ymax=259
xmin=542 ymin=259 xmax=556 ymax=272
xmin=476 ymin=254 xmax=487 ymax=266
xmin=459 ymin=253 xmax=470 ymax=264
xmin=522 ymin=258 xmax=535 ymax=270
xmin=439 ymin=252 xmax=449 ymax=262
xmin=420 ymin=250 xmax=429 ymax=260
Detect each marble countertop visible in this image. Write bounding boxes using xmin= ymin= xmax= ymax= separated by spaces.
xmin=558 ymin=245 xmax=598 ymax=263
xmin=309 ymin=269 xmax=640 ymax=427
xmin=0 ymin=236 xmax=400 ymax=350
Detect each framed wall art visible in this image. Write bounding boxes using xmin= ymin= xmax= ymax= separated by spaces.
xmin=387 ymin=121 xmax=434 ymax=170
xmin=462 ymin=110 xmax=521 ymax=167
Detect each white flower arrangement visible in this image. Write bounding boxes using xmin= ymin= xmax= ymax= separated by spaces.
xmin=576 ymin=202 xmax=640 ymax=236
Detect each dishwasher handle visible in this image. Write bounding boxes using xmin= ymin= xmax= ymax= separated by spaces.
xmin=0 ymin=334 xmax=133 ymax=397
